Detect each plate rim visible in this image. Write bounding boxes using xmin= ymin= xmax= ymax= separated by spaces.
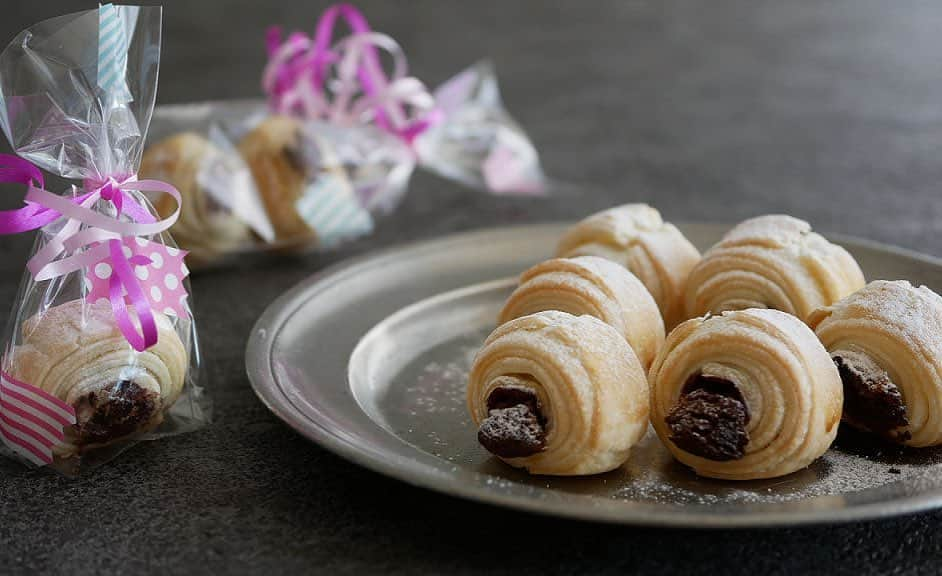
xmin=245 ymin=221 xmax=942 ymax=528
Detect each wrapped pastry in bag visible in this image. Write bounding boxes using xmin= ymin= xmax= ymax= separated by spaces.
xmin=0 ymin=5 xmax=209 ymax=475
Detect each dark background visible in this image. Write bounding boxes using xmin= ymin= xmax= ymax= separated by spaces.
xmin=2 ymin=1 xmax=942 ymax=574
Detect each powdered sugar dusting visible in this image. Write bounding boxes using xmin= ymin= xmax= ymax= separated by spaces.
xmin=376 ymin=327 xmax=942 ymax=509
xmin=608 ymin=427 xmax=941 ymax=505
xmin=384 ymin=334 xmax=480 ymax=462
xmin=819 ymin=280 xmax=942 ymax=361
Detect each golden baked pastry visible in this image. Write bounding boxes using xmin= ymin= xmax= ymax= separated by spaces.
xmin=141 ymin=132 xmax=252 ymax=265
xmin=467 ymin=311 xmax=649 ymax=476
xmin=809 ymin=280 xmax=942 ymax=446
xmin=649 ymin=308 xmax=842 ymax=480
xmin=557 ymin=203 xmax=700 ymax=329
xmin=498 ymin=256 xmax=664 ymax=370
xmin=685 ymin=215 xmax=865 ymax=322
xmin=9 ymin=300 xmax=188 ymax=455
xmin=238 ymin=116 xmax=317 ymax=244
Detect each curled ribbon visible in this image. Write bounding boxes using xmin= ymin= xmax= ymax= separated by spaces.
xmin=0 ymin=154 xmax=184 ymax=352
xmin=262 ymin=2 xmax=441 ymax=145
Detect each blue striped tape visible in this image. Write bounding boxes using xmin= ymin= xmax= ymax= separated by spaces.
xmin=296 ymin=173 xmax=373 ymax=247
xmin=98 ymin=4 xmax=131 ymax=101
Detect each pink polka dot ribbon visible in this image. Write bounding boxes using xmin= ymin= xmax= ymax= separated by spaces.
xmin=262 ymin=3 xmax=441 ymax=146
xmin=0 ymin=154 xmax=187 ymax=352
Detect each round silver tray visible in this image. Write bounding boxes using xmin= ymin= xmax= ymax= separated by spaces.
xmin=246 ymin=222 xmax=942 ymax=527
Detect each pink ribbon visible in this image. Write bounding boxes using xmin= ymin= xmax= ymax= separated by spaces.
xmin=0 ymin=154 xmax=183 ymax=352
xmin=262 ymin=3 xmax=441 ymax=145
xmin=108 ymin=240 xmax=157 ymax=352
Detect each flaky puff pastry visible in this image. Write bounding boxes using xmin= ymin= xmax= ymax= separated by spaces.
xmin=9 ymin=300 xmax=188 ymax=455
xmin=141 ymin=132 xmax=251 ymax=265
xmin=809 ymin=280 xmax=942 ymax=447
xmin=238 ymin=116 xmax=316 ymax=244
xmin=498 ymin=256 xmax=665 ymax=370
xmin=468 ymin=311 xmax=648 ymax=476
xmin=650 ymin=308 xmax=842 ymax=480
xmin=685 ymin=215 xmax=865 ymax=322
xmin=556 ymin=204 xmax=700 ymax=329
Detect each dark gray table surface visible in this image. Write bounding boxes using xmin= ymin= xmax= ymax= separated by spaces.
xmin=2 ymin=1 xmax=942 ymax=574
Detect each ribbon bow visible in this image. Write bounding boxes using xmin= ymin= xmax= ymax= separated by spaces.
xmin=0 ymin=154 xmax=189 ymax=352
xmin=262 ymin=2 xmax=441 ymax=145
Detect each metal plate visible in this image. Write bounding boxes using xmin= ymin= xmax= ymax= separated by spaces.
xmin=246 ymin=223 xmax=942 ymax=527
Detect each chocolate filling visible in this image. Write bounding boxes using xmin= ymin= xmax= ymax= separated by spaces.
xmin=834 ymin=352 xmax=909 ymax=442
xmin=666 ymin=374 xmax=750 ymax=461
xmin=282 ymin=141 xmax=306 ymax=174
xmin=74 ymin=380 xmax=160 ymax=445
xmin=477 ymin=377 xmax=547 ymax=458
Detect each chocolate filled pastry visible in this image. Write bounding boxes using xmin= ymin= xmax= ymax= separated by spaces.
xmin=141 ymin=132 xmax=252 ymax=265
xmin=685 ymin=215 xmax=865 ymax=322
xmin=809 ymin=280 xmax=942 ymax=446
xmin=467 ymin=310 xmax=649 ymax=476
xmin=498 ymin=256 xmax=665 ymax=370
xmin=650 ymin=308 xmax=842 ymax=480
xmin=8 ymin=300 xmax=188 ymax=455
xmin=556 ymin=203 xmax=700 ymax=329
xmin=238 ymin=115 xmax=317 ymax=244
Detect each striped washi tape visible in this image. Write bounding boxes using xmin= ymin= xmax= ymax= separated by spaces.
xmin=97 ymin=3 xmax=132 ymax=101
xmin=0 ymin=371 xmax=76 ymax=466
xmin=296 ymin=172 xmax=374 ymax=247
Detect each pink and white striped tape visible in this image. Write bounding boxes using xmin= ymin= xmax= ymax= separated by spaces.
xmin=0 ymin=371 xmax=76 ymax=465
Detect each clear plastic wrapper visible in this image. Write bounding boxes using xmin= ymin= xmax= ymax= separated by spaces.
xmin=235 ymin=114 xmax=414 ymax=249
xmin=142 ymin=101 xmax=276 ymax=266
xmin=0 ymin=5 xmax=208 ymax=475
xmin=262 ymin=4 xmax=544 ymax=196
xmin=139 ymin=3 xmax=544 ymax=268
xmin=141 ymin=4 xmax=546 ymax=267
xmin=142 ymin=101 xmax=414 ymax=261
xmin=415 ymin=60 xmax=545 ymax=195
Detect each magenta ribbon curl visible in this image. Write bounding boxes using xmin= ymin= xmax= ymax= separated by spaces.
xmin=0 ymin=154 xmax=183 ymax=352
xmin=262 ymin=2 xmax=441 ymax=145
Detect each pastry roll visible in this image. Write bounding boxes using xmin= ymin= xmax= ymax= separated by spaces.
xmin=8 ymin=300 xmax=188 ymax=454
xmin=498 ymin=256 xmax=665 ymax=370
xmin=685 ymin=215 xmax=865 ymax=322
xmin=467 ymin=310 xmax=648 ymax=475
xmin=141 ymin=132 xmax=252 ymax=265
xmin=650 ymin=308 xmax=842 ymax=480
xmin=809 ymin=280 xmax=942 ymax=446
xmin=238 ymin=116 xmax=317 ymax=244
xmin=556 ymin=203 xmax=700 ymax=329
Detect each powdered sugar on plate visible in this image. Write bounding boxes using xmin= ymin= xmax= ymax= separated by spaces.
xmin=378 ymin=330 xmax=942 ymax=507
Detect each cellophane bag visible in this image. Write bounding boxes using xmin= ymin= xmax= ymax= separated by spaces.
xmin=0 ymin=5 xmax=209 ymax=476
xmin=414 ymin=59 xmax=545 ymax=196
xmin=140 ymin=100 xmax=276 ymax=267
xmin=140 ymin=100 xmax=414 ymax=265
xmin=257 ymin=3 xmax=545 ymax=236
xmin=140 ymin=3 xmax=545 ymax=268
xmin=224 ymin=105 xmax=414 ymax=251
